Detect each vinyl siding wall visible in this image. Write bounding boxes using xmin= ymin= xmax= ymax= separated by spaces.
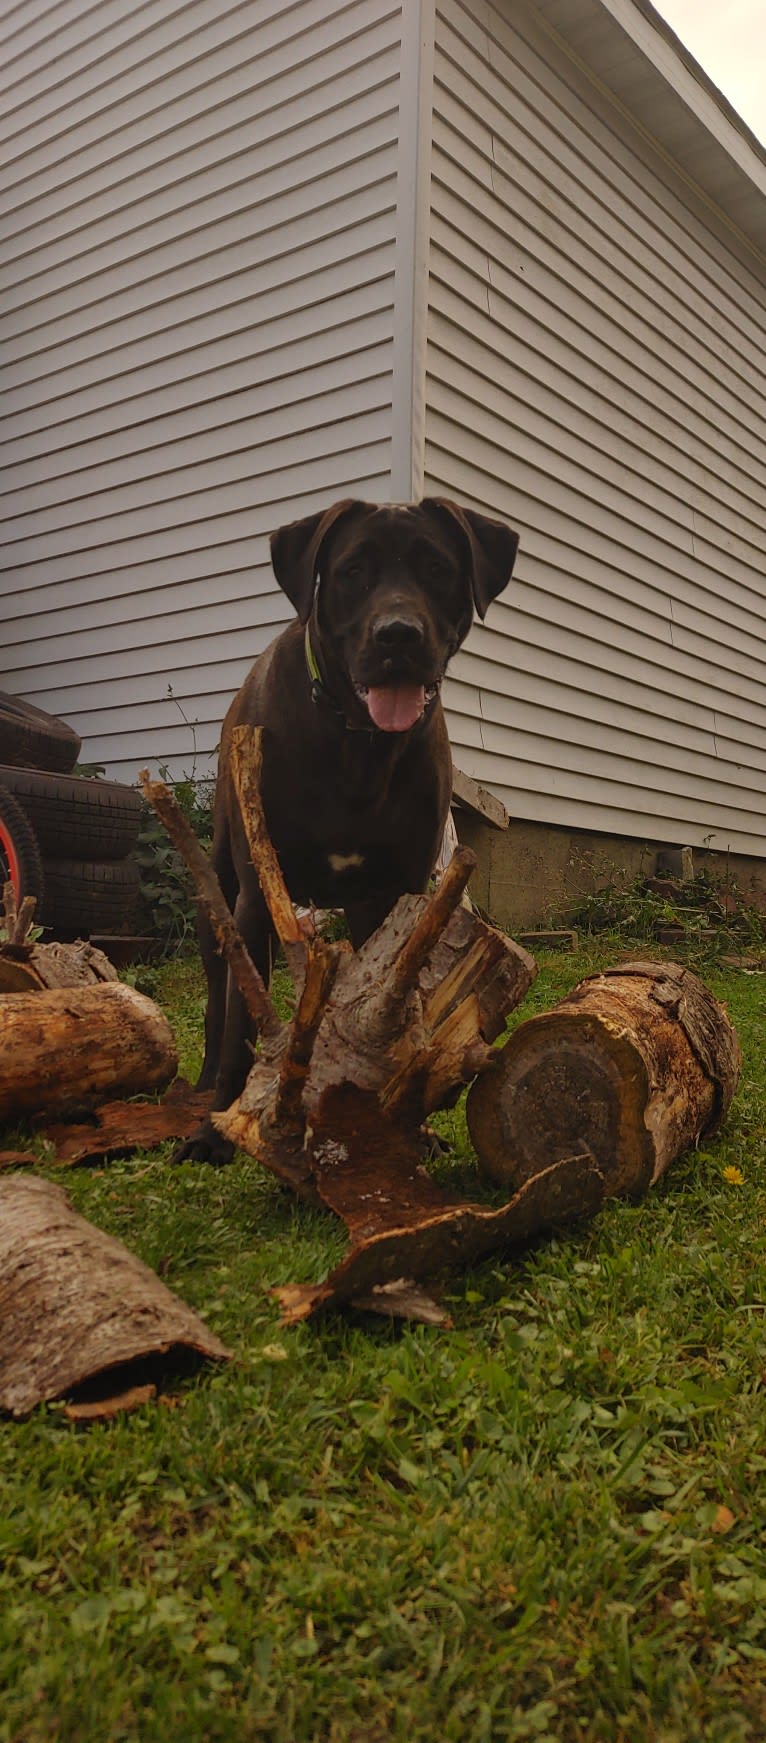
xmin=425 ymin=0 xmax=766 ymax=854
xmin=0 ymin=0 xmax=404 ymax=780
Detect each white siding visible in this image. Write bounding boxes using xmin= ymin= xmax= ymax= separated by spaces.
xmin=425 ymin=0 xmax=766 ymax=855
xmin=0 ymin=0 xmax=404 ymax=779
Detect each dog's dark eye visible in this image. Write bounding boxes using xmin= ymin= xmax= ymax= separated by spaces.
xmin=341 ymin=563 xmax=364 ymax=582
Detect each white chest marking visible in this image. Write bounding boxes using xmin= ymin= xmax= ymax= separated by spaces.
xmin=328 ymin=851 xmax=365 ymax=872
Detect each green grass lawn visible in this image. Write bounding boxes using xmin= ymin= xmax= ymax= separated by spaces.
xmin=1 ymin=942 xmax=765 ymax=1743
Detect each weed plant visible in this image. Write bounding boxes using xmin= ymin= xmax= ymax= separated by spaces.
xmin=135 ymin=769 xmax=215 ymax=955
xmin=573 ymin=867 xmax=766 ymax=963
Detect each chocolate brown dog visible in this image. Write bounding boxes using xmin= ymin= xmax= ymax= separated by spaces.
xmin=183 ymin=497 xmax=519 ymax=1163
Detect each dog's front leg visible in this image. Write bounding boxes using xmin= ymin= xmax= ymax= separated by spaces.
xmin=343 ymin=891 xmax=406 ymax=950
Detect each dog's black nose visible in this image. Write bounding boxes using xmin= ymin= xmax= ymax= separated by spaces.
xmin=373 ymin=614 xmax=424 ymax=648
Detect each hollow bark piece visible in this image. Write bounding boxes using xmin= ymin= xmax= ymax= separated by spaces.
xmin=467 ymin=960 xmax=742 ymax=1199
xmin=0 ymin=982 xmax=178 ymax=1122
xmin=0 ymin=937 xmax=119 ymax=994
xmin=0 ymin=1174 xmax=230 ymax=1417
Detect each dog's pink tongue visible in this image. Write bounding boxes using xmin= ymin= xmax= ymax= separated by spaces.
xmin=365 ymin=684 xmax=426 ymax=732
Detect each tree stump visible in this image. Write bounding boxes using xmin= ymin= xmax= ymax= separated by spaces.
xmin=140 ymin=731 xmax=606 ymax=1326
xmin=466 ymin=960 xmax=742 ymax=1199
xmin=0 ymin=983 xmax=178 ymax=1122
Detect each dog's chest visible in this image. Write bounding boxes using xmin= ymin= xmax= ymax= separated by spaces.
xmin=263 ymin=761 xmax=417 ymax=906
xmin=272 ymin=826 xmax=393 ymax=907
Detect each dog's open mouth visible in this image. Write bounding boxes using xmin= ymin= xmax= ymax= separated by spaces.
xmin=354 ymin=682 xmax=439 ymax=732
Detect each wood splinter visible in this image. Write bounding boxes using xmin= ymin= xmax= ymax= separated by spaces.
xmin=138 ymin=767 xmax=281 ymax=1041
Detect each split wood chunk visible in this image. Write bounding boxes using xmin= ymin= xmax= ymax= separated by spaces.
xmin=466 ymin=960 xmax=742 ymax=1199
xmin=138 ymin=768 xmax=281 ymax=1041
xmin=217 ymin=867 xmax=536 ymax=1166
xmin=0 ymin=1174 xmax=230 ymax=1418
xmin=0 ymin=935 xmax=119 ymax=994
xmin=0 ymin=885 xmax=119 ymax=992
xmin=0 ymin=982 xmax=177 ymax=1122
xmin=147 ymin=724 xmax=600 ymax=1320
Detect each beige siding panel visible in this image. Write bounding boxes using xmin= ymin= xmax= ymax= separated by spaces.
xmin=1 ymin=232 xmax=396 ymax=418
xmin=0 ymin=0 xmax=403 ymax=777
xmin=426 ymin=0 xmax=766 ymax=854
xmin=1 ymin=379 xmax=393 ymax=537
xmin=2 ymin=12 xmax=400 ymax=221
xmin=0 ymin=321 xmax=394 ymax=486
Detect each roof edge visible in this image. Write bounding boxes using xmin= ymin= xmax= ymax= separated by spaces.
xmin=531 ymin=0 xmax=766 ymax=262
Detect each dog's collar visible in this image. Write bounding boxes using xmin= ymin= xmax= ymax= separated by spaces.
xmin=304 ymin=623 xmax=375 ymax=733
xmin=303 ymin=624 xmax=439 ymax=736
xmin=303 ymin=620 xmax=359 ymax=721
xmin=304 ymin=622 xmax=323 ymax=692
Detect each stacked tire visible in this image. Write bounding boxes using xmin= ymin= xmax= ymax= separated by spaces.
xmin=0 ymin=694 xmax=142 ymax=940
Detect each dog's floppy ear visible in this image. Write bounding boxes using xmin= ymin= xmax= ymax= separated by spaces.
xmin=270 ymin=499 xmax=364 ymax=623
xmin=424 ymin=499 xmax=520 ymax=620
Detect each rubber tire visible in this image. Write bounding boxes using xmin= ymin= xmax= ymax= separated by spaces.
xmin=0 ymin=693 xmax=81 ymax=774
xmin=0 ymin=785 xmax=45 ymax=910
xmin=0 ymin=764 xmax=143 ymax=861
xmin=40 ymin=858 xmax=140 ymax=937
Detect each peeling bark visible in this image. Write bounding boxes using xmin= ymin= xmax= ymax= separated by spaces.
xmin=0 ymin=1081 xmax=214 ymax=1169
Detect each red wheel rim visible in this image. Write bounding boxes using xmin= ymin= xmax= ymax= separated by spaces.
xmin=0 ymin=814 xmax=21 ymax=897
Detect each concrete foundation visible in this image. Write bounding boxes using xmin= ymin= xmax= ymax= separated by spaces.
xmin=454 ymin=812 xmax=766 ymax=934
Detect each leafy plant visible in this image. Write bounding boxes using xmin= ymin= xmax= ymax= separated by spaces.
xmin=72 ymin=761 xmax=107 ymax=780
xmin=573 ymin=865 xmax=766 ymax=960
xmin=134 ymin=767 xmax=215 ymax=955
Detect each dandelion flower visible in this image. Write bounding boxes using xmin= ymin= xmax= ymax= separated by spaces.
xmin=722 ymin=1164 xmax=744 ymax=1185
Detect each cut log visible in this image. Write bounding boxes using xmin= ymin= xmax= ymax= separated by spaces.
xmin=0 ymin=982 xmax=177 ymax=1122
xmin=466 ymin=960 xmax=742 ymax=1199
xmin=0 ymin=1174 xmax=230 ymax=1418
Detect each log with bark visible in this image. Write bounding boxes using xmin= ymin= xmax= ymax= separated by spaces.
xmin=0 ymin=982 xmax=178 ymax=1123
xmin=466 ymin=959 xmax=742 ymax=1200
xmin=0 ymin=1174 xmax=230 ymax=1418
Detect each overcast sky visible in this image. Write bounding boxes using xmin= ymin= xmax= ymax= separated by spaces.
xmin=653 ymin=0 xmax=766 ymax=145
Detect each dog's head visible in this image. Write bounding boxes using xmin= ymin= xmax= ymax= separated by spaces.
xmin=270 ymin=499 xmax=519 ymax=733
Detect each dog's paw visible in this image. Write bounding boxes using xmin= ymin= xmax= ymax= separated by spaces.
xmin=171 ymin=1123 xmax=235 ymax=1168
